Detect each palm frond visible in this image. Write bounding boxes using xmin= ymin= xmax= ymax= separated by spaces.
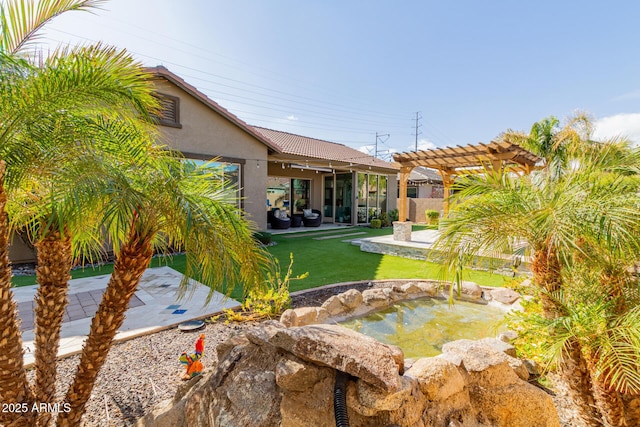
xmin=0 ymin=0 xmax=105 ymax=54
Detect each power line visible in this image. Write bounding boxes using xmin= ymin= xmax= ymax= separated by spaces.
xmin=43 ymin=28 xmax=466 ymax=150
xmin=46 ymin=28 xmax=411 ymax=121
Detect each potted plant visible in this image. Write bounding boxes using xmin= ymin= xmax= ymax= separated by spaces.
xmin=425 ymin=209 xmax=440 ymax=225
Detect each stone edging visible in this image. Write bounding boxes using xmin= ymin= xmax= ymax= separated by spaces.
xmin=281 ymin=279 xmax=527 ymax=329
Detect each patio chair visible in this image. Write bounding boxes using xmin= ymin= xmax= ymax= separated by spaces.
xmin=269 ymin=208 xmax=291 ymax=229
xmin=302 ymin=209 xmax=322 ymax=227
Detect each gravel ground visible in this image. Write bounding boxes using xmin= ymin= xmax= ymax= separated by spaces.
xmin=27 ymin=282 xmax=582 ymax=426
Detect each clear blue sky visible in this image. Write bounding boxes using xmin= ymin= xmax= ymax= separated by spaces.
xmin=39 ymin=0 xmax=640 ymax=158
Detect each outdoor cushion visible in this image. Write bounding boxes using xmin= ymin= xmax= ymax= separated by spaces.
xmin=277 ymin=210 xmax=289 ymax=220
xmin=303 ymin=209 xmax=313 ymax=217
xmin=306 ymin=213 xmax=319 ymax=219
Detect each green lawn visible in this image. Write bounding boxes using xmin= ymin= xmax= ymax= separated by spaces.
xmin=11 ymin=225 xmax=511 ymax=298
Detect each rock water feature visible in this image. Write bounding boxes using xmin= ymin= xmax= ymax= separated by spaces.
xmin=339 ymin=298 xmax=508 ymax=358
xmin=138 ymin=280 xmax=559 ymax=427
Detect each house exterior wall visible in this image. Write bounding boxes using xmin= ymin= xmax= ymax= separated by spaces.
xmin=8 ymin=236 xmax=36 ymax=264
xmin=154 ymin=79 xmax=269 ymax=230
xmin=387 ymin=178 xmax=398 ymax=211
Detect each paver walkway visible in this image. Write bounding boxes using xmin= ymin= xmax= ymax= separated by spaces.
xmin=12 ymin=266 xmax=240 ymax=367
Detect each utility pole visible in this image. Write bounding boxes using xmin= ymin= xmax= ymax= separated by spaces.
xmin=414 ymin=112 xmax=423 ymax=151
xmin=375 ymin=132 xmax=390 ymax=159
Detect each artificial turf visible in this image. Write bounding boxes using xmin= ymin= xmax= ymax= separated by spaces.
xmin=11 ymin=226 xmax=510 ymax=297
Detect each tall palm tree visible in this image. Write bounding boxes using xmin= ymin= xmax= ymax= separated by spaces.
xmin=0 ymin=1 xmax=160 ymax=425
xmin=7 ymin=113 xmax=159 ymax=427
xmin=56 ymin=151 xmax=268 ymax=426
xmin=501 ymin=113 xmax=594 ymax=178
xmin=434 ymin=124 xmax=640 ymax=426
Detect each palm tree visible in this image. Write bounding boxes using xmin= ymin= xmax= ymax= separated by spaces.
xmin=0 ymin=1 xmax=160 ymax=425
xmin=6 ymin=114 xmax=159 ymax=427
xmin=56 ymin=151 xmax=268 ymax=426
xmin=434 ymin=118 xmax=640 ymax=426
xmin=501 ymin=113 xmax=594 ymax=178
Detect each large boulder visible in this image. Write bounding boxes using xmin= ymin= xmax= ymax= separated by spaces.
xmin=362 ymin=288 xmax=392 ymax=309
xmin=405 ymin=357 xmax=466 ymax=401
xmin=268 ymin=324 xmax=403 ymax=391
xmin=140 ymin=321 xmax=560 ymax=427
xmin=471 ymin=382 xmax=560 ymax=427
xmin=459 ymin=281 xmax=483 ymax=300
xmin=320 ymin=295 xmax=346 ymax=316
xmin=442 ymin=338 xmax=529 ymax=382
xmin=337 ymin=289 xmax=363 ymax=310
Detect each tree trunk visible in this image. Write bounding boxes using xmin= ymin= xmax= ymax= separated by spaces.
xmin=57 ymin=233 xmax=152 ymax=427
xmin=591 ymin=375 xmax=627 ymax=427
xmin=530 ymin=243 xmax=564 ymax=319
xmin=531 ymin=243 xmax=604 ymax=425
xmin=33 ymin=230 xmax=73 ymax=427
xmin=0 ymin=161 xmax=34 ymax=427
xmin=561 ymin=341 xmax=603 ymax=427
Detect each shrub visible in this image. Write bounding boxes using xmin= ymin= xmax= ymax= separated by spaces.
xmin=217 ymin=253 xmax=308 ymax=322
xmin=379 ymin=212 xmax=391 ymax=227
xmin=425 ymin=209 xmax=440 ymax=224
xmin=370 ymin=219 xmax=382 ymax=229
xmin=388 ymin=209 xmax=399 ymax=222
xmin=253 ymin=231 xmax=272 ymax=245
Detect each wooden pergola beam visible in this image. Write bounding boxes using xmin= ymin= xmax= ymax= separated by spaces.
xmin=393 ymin=140 xmax=542 ymax=217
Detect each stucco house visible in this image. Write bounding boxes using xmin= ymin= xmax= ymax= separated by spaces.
xmin=9 ymin=67 xmax=399 ymax=262
xmin=149 ymin=66 xmax=399 ymax=229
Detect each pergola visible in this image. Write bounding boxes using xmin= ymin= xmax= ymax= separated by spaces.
xmin=393 ymin=141 xmax=542 ymax=222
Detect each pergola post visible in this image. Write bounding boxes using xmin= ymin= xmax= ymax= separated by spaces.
xmin=394 ymin=166 xmax=414 ymax=241
xmin=438 ymin=169 xmax=453 ymax=216
xmin=398 ymin=166 xmax=413 ymax=222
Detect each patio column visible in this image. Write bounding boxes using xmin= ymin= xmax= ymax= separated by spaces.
xmin=398 ymin=166 xmax=413 ymax=222
xmin=394 ymin=165 xmax=414 ymax=242
xmin=440 ymin=169 xmax=453 ymax=216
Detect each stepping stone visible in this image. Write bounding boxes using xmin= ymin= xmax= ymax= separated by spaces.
xmin=313 ymin=232 xmax=367 ymax=241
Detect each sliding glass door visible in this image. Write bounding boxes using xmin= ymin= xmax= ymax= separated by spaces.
xmin=335 ymin=173 xmax=352 ymax=224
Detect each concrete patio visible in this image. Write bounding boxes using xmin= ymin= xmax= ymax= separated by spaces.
xmin=357 ymin=228 xmax=529 ymax=273
xmin=12 ymin=266 xmax=240 ymax=367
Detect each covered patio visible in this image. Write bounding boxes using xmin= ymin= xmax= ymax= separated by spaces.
xmin=254 ymin=127 xmax=400 ymax=230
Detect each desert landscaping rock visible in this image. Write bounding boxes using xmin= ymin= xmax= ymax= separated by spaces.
xmin=141 ymin=320 xmax=560 ymax=427
xmin=32 ymin=279 xmax=581 ymax=426
xmin=405 ymin=357 xmax=466 ymax=401
xmin=269 ymin=324 xmax=403 ymax=391
xmin=361 ymin=288 xmax=391 ymax=308
xmin=442 ymin=339 xmax=529 ymax=382
xmin=460 ymin=281 xmax=483 ymax=300
xmin=336 ymin=288 xmax=363 ymax=310
xmin=320 ymin=294 xmax=345 ymax=315
xmin=490 ymin=287 xmax=521 ymax=304
xmin=279 ymin=306 xmax=329 ymax=327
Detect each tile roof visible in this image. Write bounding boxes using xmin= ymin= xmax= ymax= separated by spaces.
xmin=252 ymin=127 xmax=399 ymax=173
xmin=409 ymin=167 xmax=443 ymax=183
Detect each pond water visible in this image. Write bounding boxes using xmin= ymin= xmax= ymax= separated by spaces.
xmin=339 ymin=298 xmax=508 ymax=358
